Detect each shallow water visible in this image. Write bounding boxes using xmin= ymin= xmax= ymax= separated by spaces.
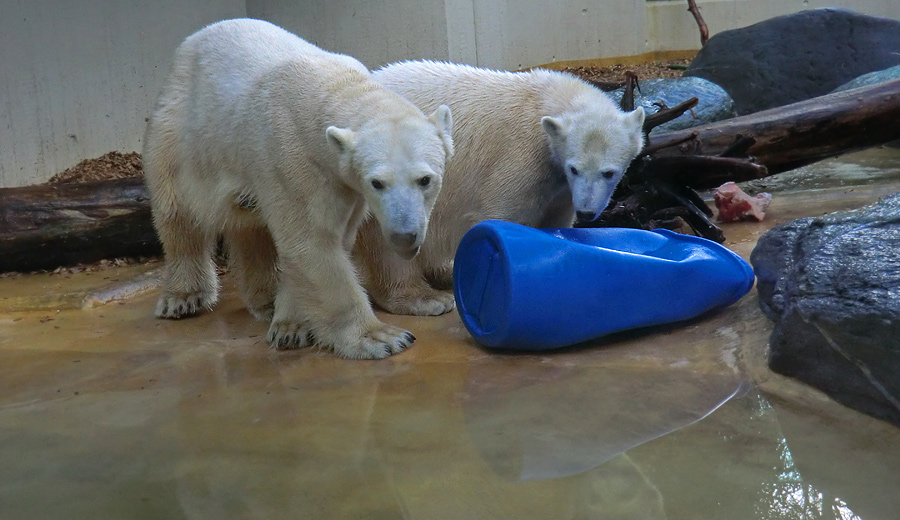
xmin=2 ymin=148 xmax=899 ymax=519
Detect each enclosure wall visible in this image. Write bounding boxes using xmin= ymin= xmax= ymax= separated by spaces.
xmin=0 ymin=0 xmax=246 ymax=188
xmin=3 ymin=0 xmax=900 ymax=187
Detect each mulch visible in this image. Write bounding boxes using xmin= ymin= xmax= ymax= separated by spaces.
xmin=561 ymin=58 xmax=690 ymax=86
xmin=47 ymin=151 xmax=143 ymax=184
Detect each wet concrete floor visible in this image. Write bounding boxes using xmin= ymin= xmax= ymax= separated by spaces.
xmin=2 ymin=148 xmax=900 ymax=519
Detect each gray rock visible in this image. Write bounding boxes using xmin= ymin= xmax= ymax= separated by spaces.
xmin=831 ymin=65 xmax=900 ymax=93
xmin=750 ymin=193 xmax=900 ymax=427
xmin=685 ymin=8 xmax=900 ymax=115
xmin=607 ymin=77 xmax=735 ymax=132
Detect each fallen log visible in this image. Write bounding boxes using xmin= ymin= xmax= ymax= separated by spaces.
xmin=585 ymin=77 xmax=900 ymax=241
xmin=648 ymin=77 xmax=900 ymax=178
xmin=0 ymin=178 xmax=161 ymax=273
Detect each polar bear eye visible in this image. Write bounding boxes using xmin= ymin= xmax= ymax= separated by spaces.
xmin=602 ymin=170 xmax=615 ymax=179
xmin=417 ymin=176 xmax=432 ymax=188
xmin=371 ymin=179 xmax=385 ymax=190
xmin=569 ymin=166 xmax=579 ymax=176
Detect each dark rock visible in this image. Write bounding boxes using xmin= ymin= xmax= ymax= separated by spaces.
xmin=685 ymin=8 xmax=900 ymax=115
xmin=831 ymin=65 xmax=900 ymax=93
xmin=607 ymin=77 xmax=735 ymax=132
xmin=751 ymin=193 xmax=900 ymax=427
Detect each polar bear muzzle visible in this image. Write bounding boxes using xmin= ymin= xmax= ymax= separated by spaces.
xmin=391 ymin=235 xmax=421 ymax=260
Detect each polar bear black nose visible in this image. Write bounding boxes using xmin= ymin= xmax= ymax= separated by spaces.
xmin=390 ymin=232 xmax=418 ymax=249
xmin=576 ymin=211 xmax=597 ymax=223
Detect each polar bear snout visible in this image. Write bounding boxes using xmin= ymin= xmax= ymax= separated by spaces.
xmin=386 ymin=226 xmax=425 ymax=259
xmin=390 ymin=232 xmax=419 ymax=250
xmin=575 ymin=210 xmax=598 ymax=223
xmin=368 ymin=181 xmax=435 ymax=260
xmin=569 ymin=173 xmax=619 ymax=221
xmin=393 ymin=243 xmax=421 ymax=260
xmin=390 ymin=231 xmax=422 ymax=259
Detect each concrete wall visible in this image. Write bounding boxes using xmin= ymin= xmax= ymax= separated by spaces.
xmin=252 ymin=0 xmax=900 ymax=70
xmin=245 ymin=0 xmax=452 ymax=69
xmin=0 ymin=0 xmax=245 ymax=188
xmin=3 ymin=0 xmax=900 ymax=187
xmin=248 ymin=0 xmax=652 ymax=70
xmin=469 ymin=0 xmax=648 ymax=70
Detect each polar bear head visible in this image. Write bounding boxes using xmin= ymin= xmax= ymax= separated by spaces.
xmin=327 ymin=105 xmax=454 ymax=259
xmin=542 ymin=106 xmax=645 ymax=223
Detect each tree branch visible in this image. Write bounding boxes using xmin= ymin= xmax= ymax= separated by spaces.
xmin=687 ymin=0 xmax=710 ymax=46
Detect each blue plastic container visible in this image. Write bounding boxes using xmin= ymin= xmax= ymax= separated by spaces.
xmin=453 ymin=220 xmax=755 ymax=350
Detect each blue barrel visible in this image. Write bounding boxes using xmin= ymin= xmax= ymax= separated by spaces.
xmin=453 ymin=220 xmax=755 ymax=350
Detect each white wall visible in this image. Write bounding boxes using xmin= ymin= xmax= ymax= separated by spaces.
xmin=248 ymin=0 xmax=653 ymax=70
xmin=3 ymin=0 xmax=900 ymax=187
xmin=252 ymin=0 xmax=900 ymax=70
xmin=245 ymin=0 xmax=452 ymax=69
xmin=469 ymin=0 xmax=648 ymax=70
xmin=0 ymin=0 xmax=245 ymax=188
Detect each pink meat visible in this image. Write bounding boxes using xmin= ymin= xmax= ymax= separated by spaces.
xmin=714 ymin=182 xmax=772 ymax=222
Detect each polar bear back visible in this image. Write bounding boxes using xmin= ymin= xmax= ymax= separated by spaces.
xmin=374 ymin=63 xmax=581 ymax=170
xmin=372 ymin=61 xmax=617 ymax=143
xmin=372 ymin=60 xmax=623 ymax=201
xmin=162 ymin=18 xmax=371 ymax=148
xmin=371 ymin=61 xmax=628 ymax=261
xmin=174 ymin=18 xmax=367 ymax=102
xmin=149 ymin=19 xmax=442 ymax=229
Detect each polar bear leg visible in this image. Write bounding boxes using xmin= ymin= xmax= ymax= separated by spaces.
xmin=369 ymin=257 xmax=456 ymax=316
xmin=266 ymin=277 xmax=314 ymax=350
xmin=356 ymin=221 xmax=455 ymax=316
xmin=154 ymin=210 xmax=220 ymax=319
xmin=270 ymin=234 xmax=415 ymax=359
xmin=225 ymin=222 xmax=278 ymax=322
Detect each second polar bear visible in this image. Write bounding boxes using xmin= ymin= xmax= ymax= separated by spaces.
xmin=143 ymin=20 xmax=453 ymax=358
xmin=355 ymin=61 xmax=645 ymax=316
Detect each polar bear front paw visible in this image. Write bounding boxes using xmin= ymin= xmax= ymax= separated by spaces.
xmin=375 ymin=288 xmax=456 ymax=316
xmin=155 ymin=291 xmax=216 ymax=319
xmin=333 ymin=322 xmax=415 ymax=359
xmin=266 ymin=320 xmax=313 ymax=350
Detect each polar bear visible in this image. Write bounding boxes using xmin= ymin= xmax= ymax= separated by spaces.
xmin=143 ymin=20 xmax=454 ymax=358
xmin=355 ymin=60 xmax=644 ymax=316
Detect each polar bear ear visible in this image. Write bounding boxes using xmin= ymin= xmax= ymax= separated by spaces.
xmin=429 ymin=104 xmax=455 ymax=157
xmin=625 ymin=106 xmax=646 ymax=132
xmin=325 ymin=126 xmax=356 ymax=156
xmin=541 ymin=116 xmax=566 ymax=142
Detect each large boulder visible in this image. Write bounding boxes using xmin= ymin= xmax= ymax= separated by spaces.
xmin=750 ymin=193 xmax=900 ymax=427
xmin=606 ymin=77 xmax=735 ymax=132
xmin=685 ymin=8 xmax=900 ymax=115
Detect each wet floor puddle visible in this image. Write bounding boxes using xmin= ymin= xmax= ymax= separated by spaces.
xmin=2 ymin=148 xmax=899 ymax=519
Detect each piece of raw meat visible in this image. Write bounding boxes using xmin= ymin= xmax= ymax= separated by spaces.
xmin=714 ymin=182 xmax=772 ymax=222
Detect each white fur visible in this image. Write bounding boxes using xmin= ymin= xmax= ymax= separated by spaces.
xmin=356 ymin=60 xmax=644 ymax=315
xmin=143 ymin=19 xmax=453 ymax=358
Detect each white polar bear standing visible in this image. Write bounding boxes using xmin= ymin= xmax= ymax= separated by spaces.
xmin=143 ymin=20 xmax=454 ymax=359
xmin=355 ymin=61 xmax=644 ymax=316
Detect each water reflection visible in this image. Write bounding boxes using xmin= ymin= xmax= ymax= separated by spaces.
xmin=460 ymin=358 xmax=885 ymax=520
xmin=753 ymin=415 xmax=867 ymax=520
xmin=462 ymin=362 xmax=748 ymax=481
xmin=744 ymin=146 xmax=900 ymax=193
